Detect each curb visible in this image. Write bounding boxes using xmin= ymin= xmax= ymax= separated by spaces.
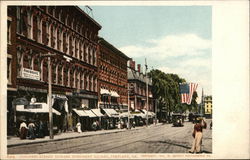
xmin=7 ymin=129 xmax=125 ymax=147
xmin=7 ymin=124 xmax=162 ymax=147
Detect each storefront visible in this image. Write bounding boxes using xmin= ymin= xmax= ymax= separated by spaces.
xmin=101 ymin=108 xmax=119 ymax=129
xmin=72 ymin=108 xmax=99 ymax=131
xmin=15 ymin=102 xmax=61 ymax=136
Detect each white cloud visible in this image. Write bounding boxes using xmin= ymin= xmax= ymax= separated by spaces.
xmin=120 ymin=33 xmax=212 ymax=99
xmin=119 ymin=33 xmax=211 ymax=59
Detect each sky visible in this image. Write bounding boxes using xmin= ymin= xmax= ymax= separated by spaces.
xmin=80 ymin=6 xmax=212 ymax=102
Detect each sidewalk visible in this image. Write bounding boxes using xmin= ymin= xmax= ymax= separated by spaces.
xmin=8 ymin=123 xmax=162 ymax=147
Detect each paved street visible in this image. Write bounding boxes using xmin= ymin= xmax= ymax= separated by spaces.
xmin=8 ymin=120 xmax=212 ymax=154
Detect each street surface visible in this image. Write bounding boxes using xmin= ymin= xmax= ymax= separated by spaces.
xmin=8 ymin=120 xmax=212 ymax=154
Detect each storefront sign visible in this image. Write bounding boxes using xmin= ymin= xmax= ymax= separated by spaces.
xmin=21 ymin=68 xmax=40 ymax=80
xmin=24 ymin=104 xmax=42 ymax=109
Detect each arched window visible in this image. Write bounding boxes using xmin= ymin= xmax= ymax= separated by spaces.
xmin=64 ymin=66 xmax=68 ymax=87
xmin=32 ymin=15 xmax=38 ymax=41
xmin=81 ymin=71 xmax=84 ymax=89
xmin=33 ymin=55 xmax=39 ymax=71
xmin=42 ymin=60 xmax=48 ymax=82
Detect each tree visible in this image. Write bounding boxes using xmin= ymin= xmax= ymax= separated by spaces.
xmin=148 ymin=69 xmax=186 ymax=121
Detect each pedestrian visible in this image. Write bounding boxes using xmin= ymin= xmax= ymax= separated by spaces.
xmin=19 ymin=120 xmax=28 ymax=139
xmin=189 ymin=118 xmax=206 ymax=154
xmin=76 ymin=121 xmax=82 ymax=133
xmin=210 ymin=121 xmax=212 ymax=129
xmin=28 ymin=122 xmax=36 ymax=139
xmin=92 ymin=121 xmax=97 ymax=131
xmin=37 ymin=120 xmax=45 ymax=138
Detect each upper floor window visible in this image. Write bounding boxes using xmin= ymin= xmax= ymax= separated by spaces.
xmin=7 ymin=17 xmax=12 ymax=44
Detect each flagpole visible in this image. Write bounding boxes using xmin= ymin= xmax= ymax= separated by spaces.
xmin=145 ymin=58 xmax=149 ymax=127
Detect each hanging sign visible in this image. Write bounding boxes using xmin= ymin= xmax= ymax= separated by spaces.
xmin=21 ymin=68 xmax=40 ymax=80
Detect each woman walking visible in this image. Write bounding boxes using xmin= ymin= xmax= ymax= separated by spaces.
xmin=189 ymin=118 xmax=207 ymax=153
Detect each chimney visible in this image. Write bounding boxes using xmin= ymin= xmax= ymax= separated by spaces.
xmin=129 ymin=60 xmax=136 ymax=70
xmin=137 ymin=64 xmax=141 ymax=73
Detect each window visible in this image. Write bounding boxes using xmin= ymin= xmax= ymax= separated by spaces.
xmin=7 ymin=55 xmax=12 ymax=85
xmin=7 ymin=17 xmax=12 ymax=44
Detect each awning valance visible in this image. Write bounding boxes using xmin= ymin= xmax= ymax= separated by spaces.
xmin=110 ymin=91 xmax=120 ymax=97
xmin=91 ymin=109 xmax=104 ymax=117
xmin=102 ymin=108 xmax=119 ymax=117
xmin=16 ymin=103 xmax=61 ymax=115
xmin=100 ymin=89 xmax=110 ymax=95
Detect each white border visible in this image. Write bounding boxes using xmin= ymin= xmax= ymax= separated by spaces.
xmin=1 ymin=1 xmax=249 ymax=159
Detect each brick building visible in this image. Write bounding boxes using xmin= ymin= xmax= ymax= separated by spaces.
xmin=98 ymin=37 xmax=130 ymax=111
xmin=127 ymin=60 xmax=154 ymax=111
xmin=7 ymin=6 xmax=101 ymax=133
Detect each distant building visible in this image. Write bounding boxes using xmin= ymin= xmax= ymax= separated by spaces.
xmin=127 ymin=60 xmax=154 ymax=112
xmin=98 ymin=37 xmax=130 ymax=111
xmin=204 ymin=95 xmax=212 ymax=118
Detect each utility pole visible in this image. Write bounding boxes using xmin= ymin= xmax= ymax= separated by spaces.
xmin=127 ymin=83 xmax=130 ymax=129
xmin=145 ymin=58 xmax=149 ymax=127
xmin=41 ymin=52 xmax=56 ymax=139
xmin=154 ymin=99 xmax=157 ymax=125
xmin=48 ymin=56 xmax=53 ymax=139
xmin=201 ymin=88 xmax=204 ymax=115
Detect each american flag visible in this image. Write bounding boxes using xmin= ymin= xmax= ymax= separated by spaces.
xmin=179 ymin=83 xmax=198 ymax=105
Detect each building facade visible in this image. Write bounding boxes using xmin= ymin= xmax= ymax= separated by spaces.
xmin=98 ymin=38 xmax=130 ymax=111
xmin=7 ymin=6 xmax=101 ymax=133
xmin=204 ymin=95 xmax=212 ymax=118
xmin=127 ymin=60 xmax=154 ymax=112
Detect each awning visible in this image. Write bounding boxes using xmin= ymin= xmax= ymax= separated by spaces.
xmin=73 ymin=109 xmax=88 ymax=117
xmin=141 ymin=109 xmax=156 ymax=118
xmin=110 ymin=91 xmax=120 ymax=97
xmin=73 ymin=109 xmax=97 ymax=118
xmin=16 ymin=103 xmax=61 ymax=115
xmin=100 ymin=89 xmax=110 ymax=95
xmin=119 ymin=112 xmax=134 ymax=118
xmin=91 ymin=109 xmax=104 ymax=117
xmin=102 ymin=108 xmax=119 ymax=117
xmin=131 ymin=110 xmax=146 ymax=118
xmin=84 ymin=110 xmax=97 ymax=118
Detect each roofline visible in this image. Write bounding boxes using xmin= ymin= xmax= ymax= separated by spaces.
xmin=75 ymin=6 xmax=102 ymax=30
xmin=98 ymin=37 xmax=130 ymax=60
